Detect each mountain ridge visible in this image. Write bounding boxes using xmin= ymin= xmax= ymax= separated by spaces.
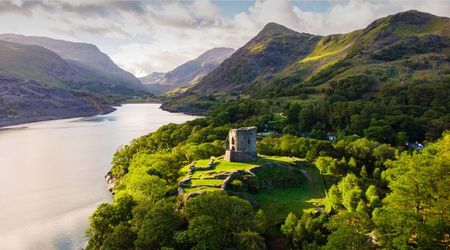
xmin=140 ymin=47 xmax=235 ymax=94
xmin=0 ymin=34 xmax=143 ymax=91
xmin=0 ymin=37 xmax=146 ymax=127
xmin=162 ymin=10 xmax=449 ymax=113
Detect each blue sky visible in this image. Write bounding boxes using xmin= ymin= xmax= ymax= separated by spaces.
xmin=214 ymin=0 xmax=331 ymax=17
xmin=0 ymin=0 xmax=448 ymax=76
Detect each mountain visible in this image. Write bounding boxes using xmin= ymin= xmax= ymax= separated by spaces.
xmin=140 ymin=72 xmax=165 ymax=85
xmin=190 ymin=23 xmax=320 ymax=94
xmin=0 ymin=75 xmax=113 ymax=127
xmin=0 ymin=40 xmax=124 ymax=126
xmin=0 ymin=35 xmax=150 ymax=127
xmin=0 ymin=34 xmax=143 ymax=91
xmin=140 ymin=47 xmax=235 ymax=93
xmin=163 ymin=10 xmax=449 ymax=113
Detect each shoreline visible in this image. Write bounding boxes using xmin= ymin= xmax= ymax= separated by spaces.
xmin=0 ymin=107 xmax=117 ymax=129
xmin=0 ymin=100 xmax=202 ymax=129
xmin=159 ymin=104 xmax=208 ymax=116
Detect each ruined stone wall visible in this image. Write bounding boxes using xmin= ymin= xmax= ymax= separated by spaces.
xmin=227 ymin=127 xmax=257 ymax=152
xmin=225 ymin=126 xmax=257 ymax=162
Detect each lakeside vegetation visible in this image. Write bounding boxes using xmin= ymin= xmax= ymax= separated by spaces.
xmin=85 ymin=97 xmax=449 ymax=249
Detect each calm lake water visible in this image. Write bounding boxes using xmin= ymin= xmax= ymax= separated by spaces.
xmin=0 ymin=103 xmax=198 ymax=250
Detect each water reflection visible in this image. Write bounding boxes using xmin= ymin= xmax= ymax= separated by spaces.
xmin=0 ymin=104 xmax=198 ymax=249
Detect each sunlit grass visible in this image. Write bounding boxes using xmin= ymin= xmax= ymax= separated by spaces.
xmin=252 ymin=165 xmax=325 ymax=226
xmin=190 ymin=179 xmax=224 ymax=186
xmin=184 ymin=186 xmax=220 ymax=193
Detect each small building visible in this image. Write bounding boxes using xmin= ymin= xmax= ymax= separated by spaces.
xmin=224 ymin=126 xmax=258 ymax=162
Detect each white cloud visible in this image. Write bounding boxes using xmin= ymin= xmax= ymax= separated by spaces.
xmin=0 ymin=0 xmax=448 ymax=77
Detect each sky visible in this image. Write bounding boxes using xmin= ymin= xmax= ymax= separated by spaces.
xmin=0 ymin=0 xmax=449 ymax=77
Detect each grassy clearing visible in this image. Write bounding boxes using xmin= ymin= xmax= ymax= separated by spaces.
xmin=252 ymin=165 xmax=325 ymax=226
xmin=257 ymin=155 xmax=305 ymax=165
xmin=214 ymin=160 xmax=257 ymax=172
xmin=191 ymin=179 xmax=224 ymax=186
xmin=181 ymin=156 xmax=298 ymax=180
xmin=184 ymin=186 xmax=220 ymax=193
xmin=180 ymin=156 xmax=304 ymax=195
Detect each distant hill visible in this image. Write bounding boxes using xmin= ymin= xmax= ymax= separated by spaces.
xmin=0 ymin=75 xmax=113 ymax=127
xmin=0 ymin=34 xmax=143 ymax=92
xmin=163 ymin=10 xmax=450 ymax=113
xmin=140 ymin=47 xmax=235 ymax=94
xmin=0 ymin=37 xmax=145 ymax=127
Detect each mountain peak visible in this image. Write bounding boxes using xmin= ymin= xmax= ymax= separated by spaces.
xmin=197 ymin=47 xmax=235 ymax=61
xmin=364 ymin=10 xmax=447 ymax=36
xmin=389 ymin=10 xmax=438 ymax=26
xmin=257 ymin=22 xmax=297 ymax=37
xmin=139 ymin=47 xmax=234 ymax=93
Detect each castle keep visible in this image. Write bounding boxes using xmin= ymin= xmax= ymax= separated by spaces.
xmin=224 ymin=126 xmax=257 ymax=162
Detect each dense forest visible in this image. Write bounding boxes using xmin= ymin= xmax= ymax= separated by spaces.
xmin=86 ymin=98 xmax=449 ymax=249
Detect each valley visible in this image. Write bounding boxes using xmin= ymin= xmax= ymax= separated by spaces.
xmin=86 ymin=10 xmax=449 ymax=250
xmin=0 ymin=4 xmax=448 ymax=250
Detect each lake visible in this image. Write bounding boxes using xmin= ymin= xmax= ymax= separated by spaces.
xmin=0 ymin=103 xmax=198 ymax=250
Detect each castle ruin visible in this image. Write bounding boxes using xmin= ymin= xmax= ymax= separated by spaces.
xmin=224 ymin=126 xmax=258 ymax=162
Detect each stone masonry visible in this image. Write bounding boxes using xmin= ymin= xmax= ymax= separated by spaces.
xmin=224 ymin=126 xmax=258 ymax=162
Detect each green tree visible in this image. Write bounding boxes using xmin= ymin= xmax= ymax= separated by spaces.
xmin=348 ymin=157 xmax=358 ymax=170
xmin=325 ymin=212 xmax=373 ymax=250
xmin=342 ymin=187 xmax=363 ymax=212
xmin=182 ymin=192 xmax=260 ymax=248
xmin=281 ymin=212 xmax=298 ymax=238
xmin=86 ymin=204 xmax=116 ymax=250
xmin=364 ymin=125 xmax=395 ymax=144
xmin=338 ymin=173 xmax=360 ymax=195
xmin=360 ymin=165 xmax=368 ymax=179
xmin=101 ymin=223 xmax=136 ymax=250
xmin=327 ymin=185 xmax=342 ymax=210
xmin=176 ymin=215 xmax=221 ymax=250
xmin=286 ymin=102 xmax=302 ymax=123
xmin=135 ymin=201 xmax=183 ymax=249
xmin=365 ymin=185 xmax=380 ymax=209
xmin=375 ymin=132 xmax=450 ymax=249
xmin=315 ymin=156 xmax=338 ymax=174
xmin=86 ymin=196 xmax=136 ymax=250
xmin=285 ymin=212 xmax=329 ymax=248
xmin=237 ymin=231 xmax=267 ymax=250
xmin=299 ymin=106 xmax=316 ymax=132
xmin=372 ymin=143 xmax=395 ymax=167
xmin=254 ymin=209 xmax=268 ymax=233
xmin=324 ymin=225 xmax=373 ymax=250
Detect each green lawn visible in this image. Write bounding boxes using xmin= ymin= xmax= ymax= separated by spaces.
xmin=180 ymin=156 xmax=324 ymax=221
xmin=252 ymin=165 xmax=325 ymax=226
xmin=257 ymin=155 xmax=307 ymax=165
xmin=190 ymin=179 xmax=224 ymax=186
xmin=184 ymin=186 xmax=220 ymax=193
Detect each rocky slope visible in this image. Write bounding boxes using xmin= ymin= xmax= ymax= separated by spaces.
xmin=163 ymin=10 xmax=450 ymax=113
xmin=0 ymin=75 xmax=113 ymax=127
xmin=140 ymin=47 xmax=235 ymax=93
xmin=0 ymin=38 xmax=144 ymax=127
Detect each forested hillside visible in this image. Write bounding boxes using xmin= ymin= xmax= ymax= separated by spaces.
xmin=163 ymin=10 xmax=449 ymax=143
xmin=87 ymin=99 xmax=449 ymax=249
xmin=87 ymin=10 xmax=450 ymax=250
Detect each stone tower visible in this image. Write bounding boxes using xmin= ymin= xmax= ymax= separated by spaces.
xmin=224 ymin=126 xmax=257 ymax=162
